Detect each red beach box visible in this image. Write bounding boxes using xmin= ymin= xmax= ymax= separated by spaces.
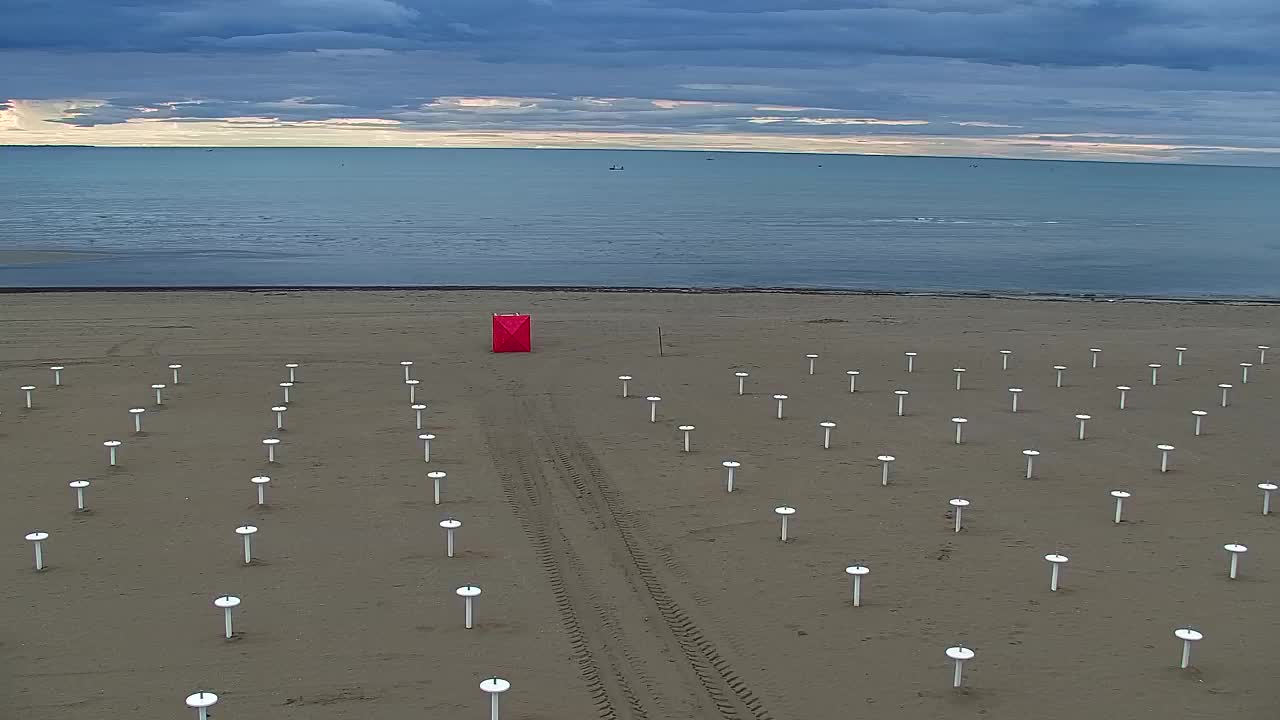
xmin=492 ymin=313 xmax=531 ymax=353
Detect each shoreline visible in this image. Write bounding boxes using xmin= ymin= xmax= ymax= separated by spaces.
xmin=2 ymin=284 xmax=1279 ymax=305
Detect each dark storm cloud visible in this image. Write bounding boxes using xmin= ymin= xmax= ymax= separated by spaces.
xmin=2 ymin=1 xmax=1279 ymax=163
xmin=4 ymin=0 xmax=1280 ymax=70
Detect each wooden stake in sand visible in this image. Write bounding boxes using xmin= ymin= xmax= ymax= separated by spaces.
xmin=1044 ymin=553 xmax=1069 ymax=591
xmin=773 ymin=394 xmax=788 ymax=420
xmin=1175 ymin=347 xmax=1187 ymax=367
xmin=949 ymin=498 xmax=969 ymax=532
xmin=905 ymin=352 xmax=918 ymax=373
xmin=877 ymin=455 xmax=895 ymax=486
xmin=20 ymin=385 xmax=35 ymax=409
xmin=185 ymin=692 xmax=218 ymax=720
xmin=151 ymin=383 xmax=166 ymax=405
xmin=1257 ymin=345 xmax=1269 ymax=364
xmin=1023 ymin=449 xmax=1040 ymax=479
xmin=1191 ymin=410 xmax=1207 ymax=436
xmin=735 ymin=371 xmax=750 ymax=395
xmin=1053 ymin=365 xmax=1067 ymax=388
xmin=1000 ymin=349 xmax=1013 ymax=370
xmin=953 ymin=368 xmax=966 ymax=390
xmin=820 ymin=421 xmax=837 ymax=449
xmin=894 ymin=389 xmax=909 ymax=417
xmin=130 ymin=407 xmax=146 ymax=433
xmin=722 ymin=461 xmax=740 ymax=493
xmin=168 ymin=364 xmax=183 ymax=384
xmin=1110 ymin=490 xmax=1130 ymax=523
xmin=678 ymin=425 xmax=695 ymax=452
xmin=406 ymin=379 xmax=420 ymax=404
xmin=1175 ymin=628 xmax=1202 ymax=669
xmin=1218 ymin=383 xmax=1232 ymax=407
xmin=1148 ymin=363 xmax=1162 ymax=386
xmin=279 ymin=382 xmax=293 ymax=404
xmin=774 ymin=506 xmax=796 ymax=542
xmin=1259 ymin=483 xmax=1277 ymax=515
xmin=419 ymin=433 xmax=436 ymax=463
xmin=214 ymin=595 xmax=240 ymax=639
xmin=457 ymin=585 xmax=482 ymax=629
xmin=251 ymin=476 xmax=270 ymax=505
xmin=618 ymin=375 xmax=633 ymax=398
xmin=285 ymin=363 xmax=300 ymax=382
xmin=1089 ymin=348 xmax=1102 ymax=368
xmin=50 ymin=366 xmax=64 ymax=386
xmin=440 ymin=517 xmax=461 ymax=557
xmin=25 ymin=531 xmax=49 ymax=571
xmin=272 ymin=405 xmax=287 ymax=431
xmin=844 ymin=565 xmax=869 ymax=606
xmin=1116 ymin=385 xmax=1131 ymax=410
xmin=1240 ymin=362 xmax=1252 ymax=384
xmin=400 ymin=360 xmax=414 ymax=382
xmin=429 ymin=471 xmax=447 ymax=504
xmin=263 ymin=438 xmax=281 ymax=463
xmin=69 ymin=480 xmax=90 ymax=512
xmin=103 ymin=440 xmax=122 ymax=467
xmin=1224 ymin=543 xmax=1247 ymax=579
xmin=846 ymin=370 xmax=860 ymax=393
xmin=647 ymin=396 xmax=662 ymax=423
xmin=235 ymin=525 xmax=258 ymax=564
xmin=1157 ymin=444 xmax=1175 ymax=473
xmin=412 ymin=403 xmax=427 ymax=430
xmin=806 ymin=353 xmax=819 ymax=375
xmin=952 ymin=417 xmax=967 ymax=444
xmin=947 ymin=646 xmax=975 ymax=688
xmin=1008 ymin=387 xmax=1023 ymax=413
xmin=481 ymin=678 xmax=511 ymax=720
xmin=1075 ymin=414 xmax=1091 ymax=440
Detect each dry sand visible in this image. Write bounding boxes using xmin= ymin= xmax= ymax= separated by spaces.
xmin=1 ymin=290 xmax=1277 ymax=720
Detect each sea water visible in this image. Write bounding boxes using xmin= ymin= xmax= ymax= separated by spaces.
xmin=2 ymin=147 xmax=1278 ymax=296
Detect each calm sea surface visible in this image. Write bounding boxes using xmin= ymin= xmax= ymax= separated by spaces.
xmin=2 ymin=147 xmax=1279 ymax=296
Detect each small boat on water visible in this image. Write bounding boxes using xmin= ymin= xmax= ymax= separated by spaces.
xmin=609 ymin=165 xmax=625 ymax=171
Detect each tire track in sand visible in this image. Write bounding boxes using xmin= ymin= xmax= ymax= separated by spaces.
xmin=482 ymin=394 xmax=658 ymax=720
xmin=539 ymin=393 xmax=775 ymax=720
xmin=482 ymin=384 xmax=776 ymax=720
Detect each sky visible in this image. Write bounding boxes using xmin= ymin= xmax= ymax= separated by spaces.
xmin=2 ymin=0 xmax=1279 ymax=164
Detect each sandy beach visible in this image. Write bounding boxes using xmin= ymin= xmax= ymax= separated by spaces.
xmin=1 ymin=290 xmax=1277 ymax=720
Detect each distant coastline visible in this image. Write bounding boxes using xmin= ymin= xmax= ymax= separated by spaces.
xmin=3 ymin=143 xmax=1280 ymax=170
xmin=1 ymin=285 xmax=1277 ymax=306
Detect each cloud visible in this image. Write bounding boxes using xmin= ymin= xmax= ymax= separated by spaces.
xmin=952 ymin=121 xmax=1023 ymax=128
xmin=308 ymin=47 xmax=394 ymax=57
xmin=4 ymin=1 xmax=1280 ymax=69
xmin=680 ymin=83 xmax=791 ymax=93
xmin=6 ymin=94 xmax=1279 ymax=167
xmin=8 ymin=96 xmax=1278 ymax=168
xmin=192 ymin=30 xmax=423 ymax=50
xmin=745 ymin=116 xmax=930 ymax=126
xmin=154 ymin=0 xmax=421 ymax=35
xmin=2 ymin=1 xmax=1279 ymax=163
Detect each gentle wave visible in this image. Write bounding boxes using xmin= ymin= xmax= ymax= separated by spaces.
xmin=1 ymin=147 xmax=1278 ymax=296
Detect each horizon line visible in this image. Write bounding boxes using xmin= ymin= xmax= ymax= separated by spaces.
xmin=3 ymin=143 xmax=1279 ymax=170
